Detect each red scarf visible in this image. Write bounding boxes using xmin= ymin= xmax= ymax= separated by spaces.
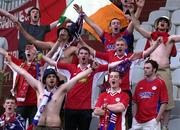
xmin=16 ymin=62 xmax=36 ymax=102
xmin=144 ymin=31 xmax=177 ymax=57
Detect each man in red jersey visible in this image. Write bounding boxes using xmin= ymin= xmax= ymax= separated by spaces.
xmin=73 ymin=0 xmax=145 ymax=53
xmin=41 ymin=46 xmax=127 ymax=130
xmin=130 ymin=8 xmax=180 ymax=129
xmin=94 ymin=70 xmax=129 ymax=130
xmin=0 ymin=45 xmax=42 ymax=125
xmin=5 ymin=53 xmax=99 ymax=130
xmin=79 ymin=36 xmax=161 ymax=129
xmin=132 ymin=60 xmax=168 ymax=130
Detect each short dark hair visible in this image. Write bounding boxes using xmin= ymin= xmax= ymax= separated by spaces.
xmin=78 ymin=46 xmax=90 ymax=55
xmin=4 ymin=95 xmax=16 ymax=104
xmin=109 ymin=18 xmax=121 ymax=27
xmin=115 ymin=37 xmax=127 ymax=45
xmin=145 ymin=60 xmax=159 ymax=72
xmin=57 ymin=27 xmax=72 ymax=42
xmin=28 ymin=7 xmax=40 ymax=16
xmin=109 ymin=68 xmax=121 ymax=79
xmin=42 ymin=68 xmax=60 ymax=84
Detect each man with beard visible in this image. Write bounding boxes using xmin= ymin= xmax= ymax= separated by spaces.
xmin=0 ymin=45 xmax=43 ymax=125
xmin=132 ymin=60 xmax=168 ymax=130
xmin=0 ymin=95 xmax=25 ymax=130
xmin=73 ymin=0 xmax=145 ymax=53
xmin=130 ymin=10 xmax=180 ymax=130
xmin=5 ymin=54 xmax=99 ymax=130
xmin=79 ymin=36 xmax=162 ymax=129
xmin=94 ymin=70 xmax=129 ymax=130
xmin=41 ymin=46 xmax=127 ymax=130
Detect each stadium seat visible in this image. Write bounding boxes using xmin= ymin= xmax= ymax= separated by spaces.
xmin=160 ymin=0 xmax=180 ymax=12
xmin=130 ymin=65 xmax=144 ymax=90
xmin=173 ymin=86 xmax=178 ymax=99
xmin=133 ymin=24 xmax=153 ymax=41
xmin=171 ymin=9 xmax=180 ymax=25
xmin=170 ymin=52 xmax=180 ymax=70
xmin=175 ymin=25 xmax=180 ymax=34
xmin=134 ymin=38 xmax=147 ymax=52
xmin=169 ymin=24 xmax=176 ymax=35
xmin=147 ymin=10 xmax=170 ymax=25
xmin=172 ymin=68 xmax=180 ymax=98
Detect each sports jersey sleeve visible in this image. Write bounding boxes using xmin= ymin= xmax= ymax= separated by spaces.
xmin=159 ymin=79 xmax=168 ymax=104
xmin=95 ymin=93 xmax=105 ymax=108
xmin=57 ymin=62 xmax=75 ymax=74
xmin=120 ymin=92 xmax=130 ymax=109
xmin=95 ymin=64 xmax=108 ymax=73
xmin=10 ymin=54 xmax=22 ymax=66
xmin=95 ymin=51 xmax=109 ymax=61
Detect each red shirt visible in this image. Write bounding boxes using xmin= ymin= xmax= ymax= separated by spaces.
xmin=101 ymin=30 xmax=134 ymax=53
xmin=11 ymin=55 xmax=44 ymax=106
xmin=57 ymin=63 xmax=108 ymax=109
xmin=95 ymin=88 xmax=129 ymax=130
xmin=133 ymin=77 xmax=168 ymax=123
xmin=96 ymin=51 xmax=139 ymax=90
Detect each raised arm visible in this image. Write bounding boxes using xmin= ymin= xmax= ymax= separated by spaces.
xmin=45 ymin=40 xmax=61 ymax=58
xmin=130 ymin=9 xmax=151 ymax=38
xmin=128 ymin=37 xmax=161 ymax=61
xmin=108 ymin=59 xmax=130 ymax=68
xmin=169 ymin=34 xmax=180 ymax=43
xmin=16 ymin=22 xmax=53 ymax=49
xmin=0 ymin=8 xmax=18 ymax=22
xmin=50 ymin=20 xmax=58 ymax=30
xmin=73 ymin=4 xmax=103 ymax=36
xmin=42 ymin=55 xmax=57 ymax=66
xmin=56 ymin=61 xmax=98 ymax=95
xmin=78 ymin=36 xmax=96 ymax=55
xmin=0 ymin=47 xmax=8 ymax=56
xmin=126 ymin=0 xmax=145 ymax=33
xmin=6 ymin=55 xmax=43 ymax=94
xmin=0 ymin=8 xmax=53 ymax=49
xmin=142 ymin=36 xmax=162 ymax=57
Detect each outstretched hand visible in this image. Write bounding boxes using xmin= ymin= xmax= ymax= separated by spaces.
xmin=135 ymin=0 xmax=145 ymax=8
xmin=127 ymin=3 xmax=135 ymax=14
xmin=73 ymin=4 xmax=83 ymax=14
xmin=156 ymin=36 xmax=163 ymax=45
xmin=91 ymin=61 xmax=99 ymax=71
xmin=151 ymin=36 xmax=163 ymax=46
xmin=5 ymin=54 xmax=12 ymax=64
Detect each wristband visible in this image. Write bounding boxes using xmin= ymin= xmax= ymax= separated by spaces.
xmin=80 ymin=12 xmax=85 ymax=18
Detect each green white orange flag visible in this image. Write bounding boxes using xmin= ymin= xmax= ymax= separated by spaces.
xmin=57 ymin=0 xmax=128 ymax=39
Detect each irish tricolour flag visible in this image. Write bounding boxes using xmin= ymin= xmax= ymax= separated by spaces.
xmin=57 ymin=0 xmax=128 ymax=39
